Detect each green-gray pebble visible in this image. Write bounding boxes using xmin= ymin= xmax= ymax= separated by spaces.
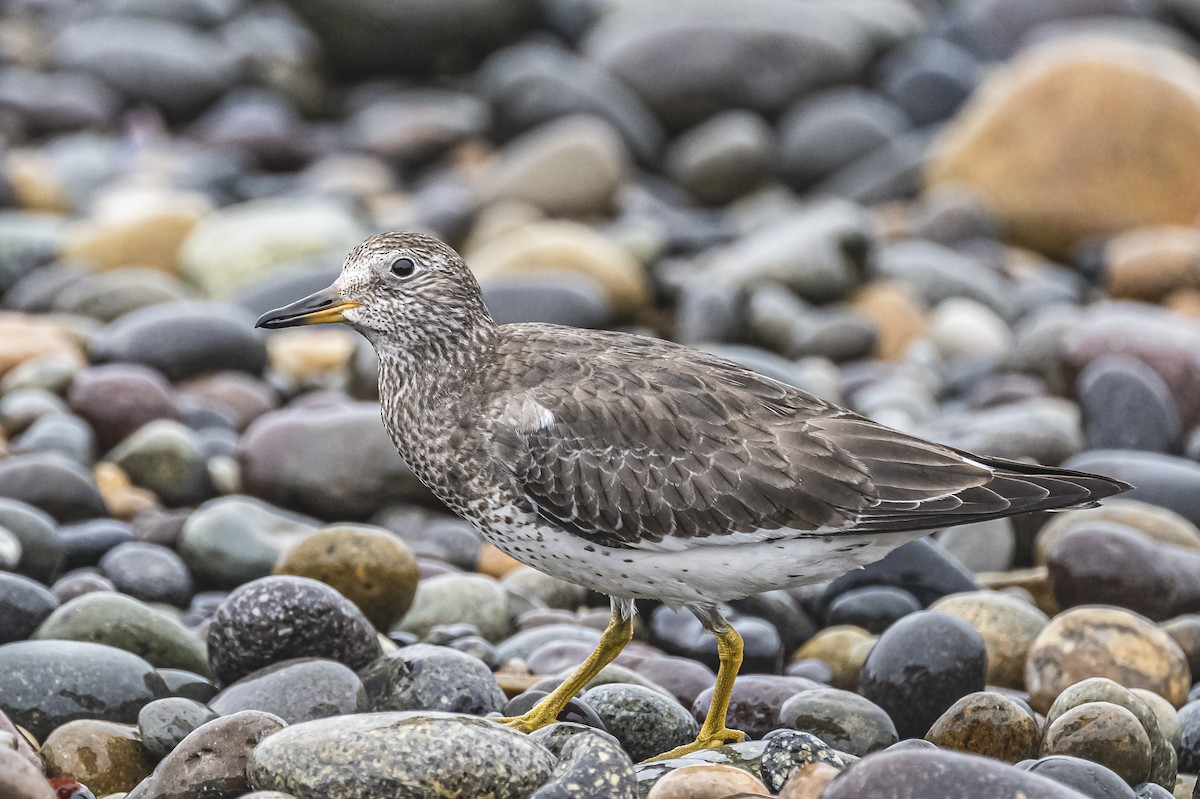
xmin=33 ymin=591 xmax=210 ymax=675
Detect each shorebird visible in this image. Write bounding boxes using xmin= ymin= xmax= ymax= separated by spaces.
xmin=257 ymin=232 xmax=1129 ymax=760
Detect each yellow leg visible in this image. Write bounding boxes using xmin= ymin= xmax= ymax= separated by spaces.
xmin=645 ymin=620 xmax=748 ymax=761
xmin=498 ymin=604 xmax=633 ymax=734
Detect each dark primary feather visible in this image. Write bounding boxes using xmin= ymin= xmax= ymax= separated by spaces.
xmin=487 ymin=325 xmax=1129 ymax=551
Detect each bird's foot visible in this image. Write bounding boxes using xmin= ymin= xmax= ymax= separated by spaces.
xmin=491 ymin=708 xmax=558 ymax=735
xmin=642 ymin=727 xmax=749 ymax=762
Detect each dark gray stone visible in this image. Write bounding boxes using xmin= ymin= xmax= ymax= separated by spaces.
xmin=0 ymin=454 xmax=106 ymax=523
xmin=584 ymin=1 xmax=871 ymax=130
xmin=779 ymin=88 xmax=908 ymax=187
xmin=206 ymin=576 xmax=383 ymax=685
xmin=283 ymin=0 xmax=538 ymax=75
xmin=53 ymin=16 xmax=238 ymax=119
xmin=1078 ymin=356 xmax=1181 ymax=453
xmin=0 ymin=639 xmax=167 ymax=739
xmin=138 ymin=696 xmax=220 ymax=759
xmin=100 ymin=541 xmax=194 ymax=607
xmin=0 ymin=572 xmax=58 ymax=645
xmin=481 ymin=274 xmax=612 ymax=329
xmin=158 ymin=668 xmax=219 ymax=703
xmin=359 ymin=644 xmax=505 ymax=715
xmin=12 ymin=413 xmax=95 ymax=466
xmin=0 ymin=498 xmax=62 ymax=583
xmin=478 ymin=41 xmax=663 ymax=163
xmin=1065 ymin=450 xmax=1200 ymax=527
xmin=692 ymin=675 xmax=823 ymax=741
xmin=66 ymin=363 xmax=179 ymax=451
xmin=817 ymin=539 xmax=980 ymax=616
xmin=89 ymin=301 xmax=266 ymax=381
xmin=1020 ymin=755 xmax=1137 ymax=799
xmin=239 ymin=403 xmax=429 ymax=519
xmin=582 ymin=683 xmax=698 ymax=762
xmin=210 ymin=658 xmax=367 ymax=723
xmin=858 ymin=611 xmax=988 ymax=739
xmin=827 ymin=586 xmax=922 ymax=634
xmin=878 ymin=38 xmax=979 ymax=125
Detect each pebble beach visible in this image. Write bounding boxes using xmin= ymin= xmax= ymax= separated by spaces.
xmin=2 ymin=0 xmax=1200 ymax=797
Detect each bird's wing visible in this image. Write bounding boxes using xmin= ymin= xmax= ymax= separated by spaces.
xmin=487 ymin=328 xmax=1043 ymax=551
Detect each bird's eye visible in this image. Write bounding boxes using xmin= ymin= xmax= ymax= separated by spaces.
xmin=390 ymin=257 xmax=417 ymax=278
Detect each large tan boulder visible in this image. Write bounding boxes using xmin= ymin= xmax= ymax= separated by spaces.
xmin=927 ymin=36 xmax=1200 ymax=256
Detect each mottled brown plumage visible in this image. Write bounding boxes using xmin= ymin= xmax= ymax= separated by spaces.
xmin=257 ymin=231 xmax=1130 ymax=757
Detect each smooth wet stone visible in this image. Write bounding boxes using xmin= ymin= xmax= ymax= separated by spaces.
xmin=0 ymin=571 xmax=58 ymax=644
xmin=650 ymin=606 xmax=782 ymax=673
xmin=1043 ymin=702 xmax=1152 ymax=786
xmin=0 ymin=454 xmax=106 ymax=523
xmin=925 ymin=691 xmax=1039 ymax=763
xmin=371 ymin=511 xmax=481 ymax=570
xmin=825 ymin=586 xmax=921 ymax=634
xmin=89 ymin=301 xmax=266 ymax=381
xmin=480 ymin=114 xmax=628 ymax=216
xmin=0 ymin=527 xmax=21 ymax=571
xmin=858 ymin=611 xmax=987 ymax=739
xmin=930 ymin=590 xmax=1049 ymax=689
xmin=1178 ymin=701 xmax=1200 ymax=772
xmin=210 ymin=658 xmax=366 ymax=723
xmin=0 ymin=388 xmax=67 ymax=435
xmin=816 ymin=539 xmax=980 ymax=617
xmin=1047 ymin=524 xmax=1200 ymax=621
xmin=1025 ymin=607 xmax=1190 ymax=713
xmin=779 ymin=88 xmax=908 ymax=188
xmin=33 ymin=591 xmax=209 ymax=675
xmin=693 ymin=676 xmax=822 ymax=741
xmin=399 ymin=573 xmax=511 ymax=643
xmin=50 ymin=569 xmax=115 ymax=603
xmin=66 ymin=364 xmax=178 ymax=451
xmin=0 ymin=746 xmax=55 ymax=799
xmin=481 ymin=274 xmax=613 ymax=330
xmin=495 ymin=624 xmax=601 ymax=663
xmin=13 ymin=411 xmax=96 ymax=465
xmin=99 ymin=541 xmax=193 ymax=607
xmin=59 ymin=518 xmax=134 ymax=570
xmin=41 ymin=719 xmax=154 ymax=795
xmin=359 ymin=644 xmax=504 ymax=716
xmin=821 ymin=747 xmax=1093 ymax=799
xmin=777 ymin=687 xmax=897 ymax=756
xmin=478 ymin=40 xmax=664 ymax=164
xmin=248 ymin=712 xmax=555 ymax=799
xmin=0 ymin=640 xmax=167 ymax=739
xmin=239 ymin=403 xmax=428 ymax=518
xmin=177 ymin=372 xmax=277 ymax=432
xmin=1078 ymin=356 xmax=1181 ymax=453
xmin=632 ymin=656 xmax=716 ymax=708
xmin=207 ymin=576 xmax=382 ymax=685
xmin=1064 ymin=450 xmax=1200 ymax=527
xmin=528 ymin=724 xmax=636 ymax=799
xmin=645 ymin=763 xmax=770 ymax=799
xmin=1021 ymin=756 xmax=1137 ymax=799
xmin=1035 ymin=499 xmax=1200 ymax=566
xmin=665 ymin=110 xmax=774 ymax=205
xmin=127 ymin=710 xmax=286 ymax=799
xmin=274 ymin=524 xmax=419 ymax=630
xmin=584 ymin=1 xmax=873 ymax=130
xmin=792 ymin=626 xmax=876 ymax=691
xmin=583 ymin=683 xmax=698 ymax=762
xmin=158 ymin=668 xmax=218 ymax=704
xmin=137 ymin=697 xmax=219 ymax=759
xmin=107 ymin=419 xmax=212 ymax=507
xmin=501 ymin=566 xmax=589 ymax=613
xmin=180 ymin=496 xmax=320 ymax=588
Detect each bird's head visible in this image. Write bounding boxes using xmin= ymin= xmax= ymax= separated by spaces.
xmin=255 ymin=232 xmax=493 ymax=354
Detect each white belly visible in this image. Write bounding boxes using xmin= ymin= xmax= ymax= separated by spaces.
xmin=475 ymin=503 xmax=929 ymax=607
